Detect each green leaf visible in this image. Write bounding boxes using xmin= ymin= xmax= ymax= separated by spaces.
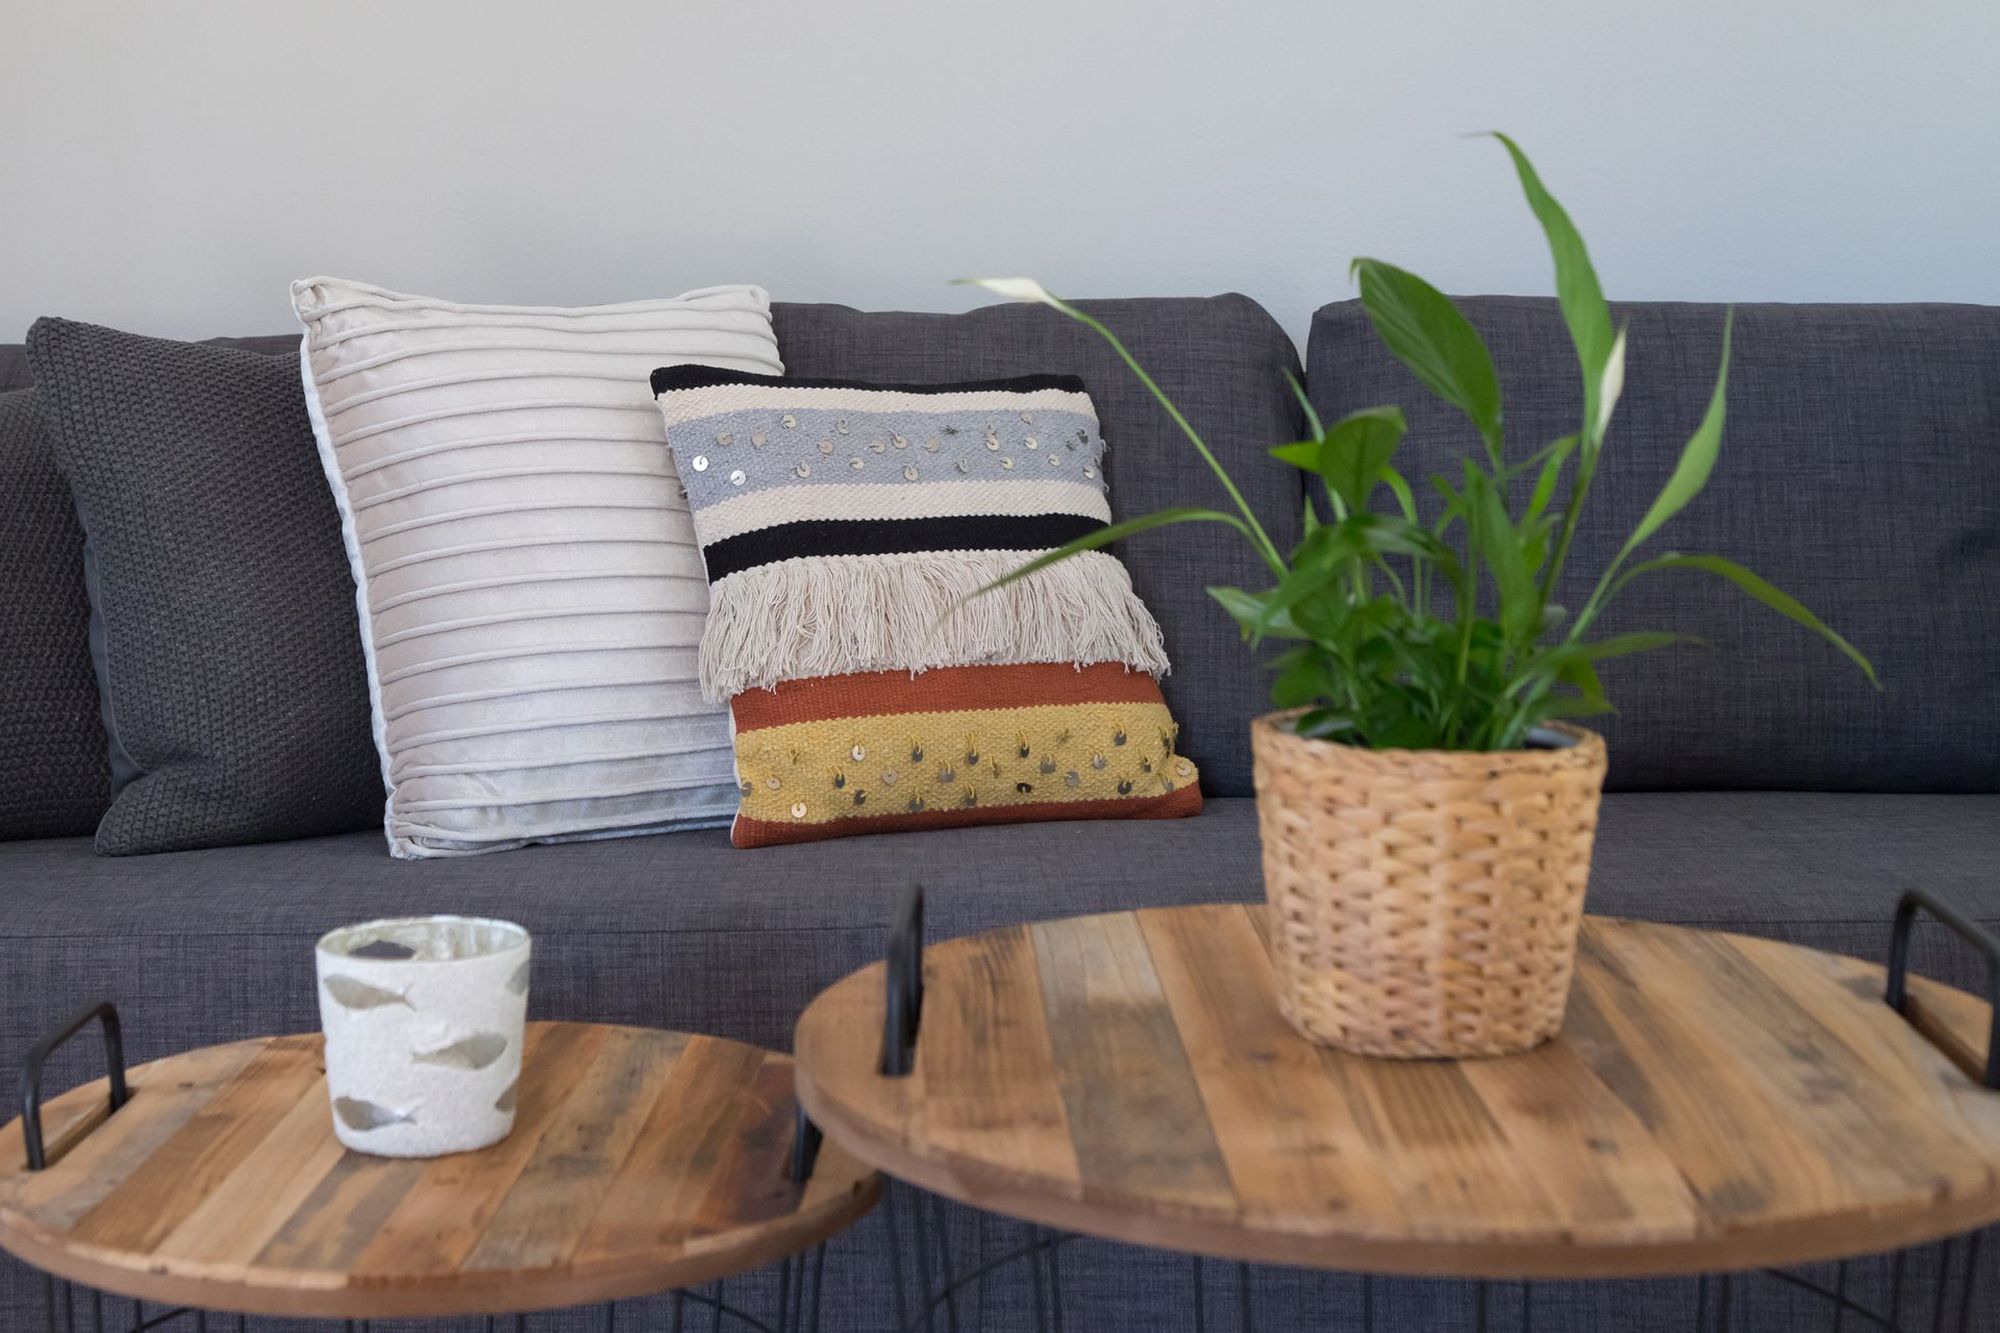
xmin=1380 ymin=467 xmax=1419 ymax=524
xmin=1207 ymin=585 xmax=1309 ymax=641
xmin=1617 ymin=311 xmax=1733 ymax=561
xmin=1269 ymin=440 xmax=1323 ymax=472
xmin=1490 ymin=133 xmax=1615 ymax=447
xmin=1524 ymin=434 xmax=1579 ymax=528
xmin=1323 ymin=407 xmax=1407 ymax=511
xmin=1517 ymin=631 xmax=1697 ymax=694
xmin=1272 ymin=406 xmax=1406 ymax=513
xmin=1635 ymin=553 xmax=1881 ymax=688
xmin=1294 ymin=708 xmax=1358 ymax=741
xmin=1340 ymin=512 xmax=1462 ymax=570
xmin=1269 ymin=645 xmax=1335 ymax=707
xmin=1250 ymin=526 xmax=1345 ymax=640
xmin=1538 ymin=693 xmax=1617 ymax=720
xmin=1350 ymin=258 xmax=1503 ymax=458
xmin=968 ymin=508 xmax=1251 ymax=597
xmin=1562 ymin=656 xmax=1607 ymax=703
xmin=1466 ymin=469 xmax=1536 ymax=645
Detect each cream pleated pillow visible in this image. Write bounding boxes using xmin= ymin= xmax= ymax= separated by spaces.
xmin=293 ymin=278 xmax=782 ymax=858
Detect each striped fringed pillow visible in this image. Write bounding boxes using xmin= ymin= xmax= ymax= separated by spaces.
xmin=651 ymin=367 xmax=1202 ymax=847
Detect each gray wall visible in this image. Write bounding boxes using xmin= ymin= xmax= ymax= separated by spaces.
xmin=3 ymin=0 xmax=1995 ymax=345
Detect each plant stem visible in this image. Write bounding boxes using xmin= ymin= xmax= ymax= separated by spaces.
xmin=1060 ymin=303 xmax=1288 ymax=578
xmin=1538 ymin=450 xmax=1595 ymax=602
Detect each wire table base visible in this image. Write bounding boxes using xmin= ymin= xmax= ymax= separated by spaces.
xmin=34 ymin=1242 xmax=830 ymax=1333
xmin=879 ymin=1181 xmax=1992 ymax=1333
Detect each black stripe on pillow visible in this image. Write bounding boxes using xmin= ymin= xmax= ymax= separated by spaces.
xmin=704 ymin=514 xmax=1108 ymax=582
xmin=652 ymin=366 xmax=1089 ymax=397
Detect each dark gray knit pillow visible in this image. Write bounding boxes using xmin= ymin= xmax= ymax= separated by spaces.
xmin=0 ymin=387 xmax=110 ymax=838
xmin=27 ymin=318 xmax=381 ymax=854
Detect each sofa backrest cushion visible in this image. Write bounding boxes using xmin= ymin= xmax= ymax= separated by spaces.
xmin=1307 ymin=297 xmax=2000 ymax=792
xmin=774 ymin=297 xmax=1305 ymax=796
xmin=0 ymin=387 xmax=110 ymax=838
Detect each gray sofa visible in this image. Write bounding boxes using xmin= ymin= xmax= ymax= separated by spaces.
xmin=2 ymin=294 xmax=1996 ymax=1331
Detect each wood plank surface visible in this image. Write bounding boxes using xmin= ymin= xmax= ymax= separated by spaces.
xmin=1029 ymin=913 xmax=1236 ymax=1215
xmin=0 ymin=1023 xmax=878 ymax=1318
xmin=793 ymin=906 xmax=2000 ymax=1278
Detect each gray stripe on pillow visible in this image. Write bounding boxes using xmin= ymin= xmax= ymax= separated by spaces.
xmin=668 ymin=407 xmax=1105 ymax=511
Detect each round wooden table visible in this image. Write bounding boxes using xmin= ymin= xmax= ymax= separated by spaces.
xmin=0 ymin=1021 xmax=879 ymax=1322
xmin=794 ymin=904 xmax=2000 ymax=1284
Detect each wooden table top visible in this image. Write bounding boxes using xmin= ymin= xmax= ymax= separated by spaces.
xmin=0 ymin=1022 xmax=879 ymax=1318
xmin=793 ymin=905 xmax=2000 ymax=1279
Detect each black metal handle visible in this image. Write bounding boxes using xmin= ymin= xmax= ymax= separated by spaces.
xmin=789 ymin=1104 xmax=824 ymax=1184
xmin=21 ymin=1001 xmax=130 ymax=1170
xmin=1886 ymin=889 xmax=2000 ymax=1090
xmin=881 ymin=885 xmax=925 ymax=1077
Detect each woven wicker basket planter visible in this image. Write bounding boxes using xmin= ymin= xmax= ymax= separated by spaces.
xmin=1251 ymin=709 xmax=1608 ymax=1058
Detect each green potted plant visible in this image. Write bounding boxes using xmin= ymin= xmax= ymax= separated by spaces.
xmin=964 ymin=135 xmax=1876 ymax=1059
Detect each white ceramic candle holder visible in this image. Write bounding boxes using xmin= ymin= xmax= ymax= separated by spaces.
xmin=314 ymin=915 xmax=530 ymax=1158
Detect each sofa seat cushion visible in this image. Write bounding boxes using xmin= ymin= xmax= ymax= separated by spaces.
xmin=2 ymin=793 xmax=1995 ymax=1072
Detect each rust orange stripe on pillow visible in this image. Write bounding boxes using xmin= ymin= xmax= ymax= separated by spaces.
xmin=732 ymin=662 xmax=1169 ymax=732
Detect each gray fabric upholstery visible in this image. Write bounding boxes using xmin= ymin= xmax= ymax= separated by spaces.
xmin=0 ymin=388 xmax=108 ymax=838
xmin=26 ymin=319 xmax=381 ymax=853
xmin=774 ymin=298 xmax=1307 ymax=795
xmin=1 ymin=793 xmax=1995 ymax=1330
xmin=3 ymin=301 xmax=1995 ymax=1331
xmin=1306 ymin=298 xmax=2000 ymax=793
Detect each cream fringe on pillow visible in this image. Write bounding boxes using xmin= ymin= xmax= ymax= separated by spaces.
xmin=701 ymin=550 xmax=1170 ymax=699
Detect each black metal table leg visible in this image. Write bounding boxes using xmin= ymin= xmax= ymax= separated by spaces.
xmin=884 ymin=1185 xmax=911 ymax=1332
xmin=810 ymin=1242 xmax=828 ymax=1333
xmin=928 ymin=1192 xmax=960 ymax=1333
xmin=1043 ymin=1233 xmax=1063 ymax=1333
xmin=1957 ymin=1229 xmax=1983 ymax=1333
xmin=907 ymin=1189 xmax=938 ymax=1333
xmin=1025 ymin=1224 xmax=1048 ymax=1333
xmin=971 ymin=1210 xmax=988 ymax=1333
xmin=1932 ymin=1237 xmax=1955 ymax=1332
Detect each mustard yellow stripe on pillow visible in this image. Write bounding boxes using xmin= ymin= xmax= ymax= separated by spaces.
xmin=734 ymin=700 xmax=1195 ymax=826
